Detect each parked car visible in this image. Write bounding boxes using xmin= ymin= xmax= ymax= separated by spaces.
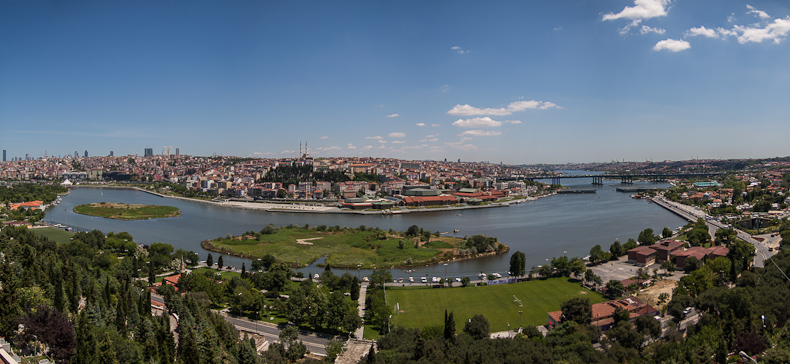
xmin=409 ymin=277 xmax=414 ymax=283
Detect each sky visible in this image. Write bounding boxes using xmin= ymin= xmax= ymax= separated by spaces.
xmin=1 ymin=0 xmax=789 ymax=165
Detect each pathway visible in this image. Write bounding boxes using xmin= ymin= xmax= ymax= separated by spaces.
xmin=354 ymin=282 xmax=368 ymax=339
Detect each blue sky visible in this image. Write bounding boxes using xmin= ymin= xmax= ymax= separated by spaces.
xmin=1 ymin=0 xmax=789 ymax=164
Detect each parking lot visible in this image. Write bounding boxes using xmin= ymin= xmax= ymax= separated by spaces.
xmin=589 ymin=256 xmax=686 ymax=285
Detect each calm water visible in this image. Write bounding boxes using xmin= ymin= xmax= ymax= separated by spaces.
xmin=44 ymin=173 xmax=686 ymax=279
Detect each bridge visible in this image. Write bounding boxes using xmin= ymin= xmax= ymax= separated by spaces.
xmin=500 ymin=172 xmax=722 ymax=186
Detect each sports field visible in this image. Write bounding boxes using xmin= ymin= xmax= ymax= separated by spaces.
xmin=387 ymin=277 xmax=605 ymax=332
xmin=32 ymin=227 xmax=75 ymax=244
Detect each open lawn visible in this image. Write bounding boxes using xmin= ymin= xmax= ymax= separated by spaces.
xmin=32 ymin=227 xmax=75 ymax=244
xmin=204 ymin=226 xmax=491 ymax=269
xmin=387 ymin=277 xmax=605 ymax=333
xmin=73 ymin=202 xmax=180 ymax=220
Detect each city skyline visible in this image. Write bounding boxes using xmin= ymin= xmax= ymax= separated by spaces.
xmin=2 ymin=0 xmax=789 ymax=164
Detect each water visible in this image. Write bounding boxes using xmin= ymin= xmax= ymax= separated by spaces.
xmin=43 ymin=172 xmax=686 ymax=280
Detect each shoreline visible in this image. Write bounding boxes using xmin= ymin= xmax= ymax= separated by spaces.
xmin=72 ymin=184 xmax=551 ymax=215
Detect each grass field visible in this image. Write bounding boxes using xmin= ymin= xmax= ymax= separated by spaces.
xmin=206 ymin=226 xmax=465 ymax=268
xmin=32 ymin=227 xmax=75 ymax=244
xmin=73 ymin=202 xmax=180 ymax=220
xmin=387 ymin=277 xmax=605 ymax=333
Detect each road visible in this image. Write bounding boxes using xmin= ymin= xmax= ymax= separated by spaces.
xmin=150 ymin=293 xmax=331 ymax=356
xmin=652 ymin=196 xmax=780 ymax=268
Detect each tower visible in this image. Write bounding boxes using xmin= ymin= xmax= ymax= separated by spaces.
xmin=2 ymin=150 xmax=5 ymax=162
xmin=84 ymin=150 xmax=88 ymax=158
xmin=175 ymin=148 xmax=180 ymax=156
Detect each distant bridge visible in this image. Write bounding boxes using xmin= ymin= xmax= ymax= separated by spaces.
xmin=500 ymin=172 xmax=722 ymax=186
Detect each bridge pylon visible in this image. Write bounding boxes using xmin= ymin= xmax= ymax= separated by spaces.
xmin=591 ymin=176 xmax=603 ymax=185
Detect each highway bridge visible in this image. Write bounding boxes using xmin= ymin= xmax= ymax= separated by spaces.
xmin=500 ymin=172 xmax=722 ymax=186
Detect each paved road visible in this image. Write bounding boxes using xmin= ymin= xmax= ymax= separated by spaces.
xmin=221 ymin=314 xmax=331 ymax=356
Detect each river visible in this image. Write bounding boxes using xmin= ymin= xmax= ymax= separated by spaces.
xmin=43 ymin=172 xmax=687 ymax=280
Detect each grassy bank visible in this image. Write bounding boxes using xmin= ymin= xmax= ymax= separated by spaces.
xmin=203 ymin=225 xmax=507 ymax=269
xmin=387 ymin=277 xmax=605 ymax=333
xmin=73 ymin=202 xmax=181 ymax=220
xmin=32 ymin=227 xmax=75 ymax=244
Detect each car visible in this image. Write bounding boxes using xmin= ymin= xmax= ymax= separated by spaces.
xmin=314 ymin=274 xmax=319 ymax=279
xmin=420 ymin=277 xmax=427 ymax=283
xmin=768 ymin=247 xmax=774 ymax=252
xmin=363 ymin=276 xmax=369 ymax=282
xmin=408 ymin=277 xmax=414 ymax=283
xmin=683 ymin=307 xmax=693 ymax=315
xmin=455 ymin=277 xmax=461 ymax=282
xmin=397 ymin=278 xmax=403 ymax=283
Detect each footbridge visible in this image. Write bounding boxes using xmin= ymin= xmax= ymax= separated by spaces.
xmin=501 ymin=172 xmax=722 ymax=186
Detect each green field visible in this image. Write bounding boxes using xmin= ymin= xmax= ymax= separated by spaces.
xmin=204 ymin=226 xmax=482 ymax=269
xmin=73 ymin=202 xmax=180 ymax=220
xmin=387 ymin=278 xmax=605 ymax=333
xmin=32 ymin=227 xmax=75 ymax=244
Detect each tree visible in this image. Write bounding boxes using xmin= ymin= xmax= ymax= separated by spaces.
xmin=509 ymin=251 xmax=526 ymax=277
xmin=638 ymin=228 xmax=658 ymax=245
xmin=623 ymin=238 xmax=638 ymax=251
xmin=463 ymin=314 xmax=490 ymax=339
xmin=569 ymin=257 xmax=586 ymax=280
xmin=589 ymin=245 xmax=606 ymax=265
xmin=217 ymin=255 xmax=224 ymax=271
xmin=610 ymin=240 xmax=624 ymax=257
xmin=662 ymin=227 xmax=673 ymax=238
xmin=444 ymin=310 xmax=456 ymax=342
xmin=406 ymin=225 xmax=420 ymax=237
xmin=606 ymin=280 xmax=625 ymax=298
xmin=560 ymin=297 xmax=592 ymax=325
xmin=461 ymin=277 xmax=470 ymax=287
xmin=207 ymin=253 xmax=213 ymax=268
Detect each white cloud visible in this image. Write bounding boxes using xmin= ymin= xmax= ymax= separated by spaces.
xmin=347 ymin=143 xmax=356 ymax=150
xmin=444 ymin=140 xmax=478 ymax=151
xmin=416 ymin=123 xmax=426 ymax=127
xmin=441 ymin=85 xmax=450 ymax=93
xmin=320 ymin=136 xmax=330 ymax=140
xmin=452 ymin=117 xmax=503 ymax=128
xmin=747 ymin=4 xmax=771 ymax=19
xmin=447 ymin=100 xmax=560 ymax=116
xmin=378 ymin=140 xmax=387 ymax=144
xmin=431 ymin=124 xmax=441 ymax=127
xmin=451 ymin=46 xmax=470 ymax=54
xmin=366 ymin=136 xmax=382 ymax=140
xmin=458 ymin=130 xmax=502 ymax=137
xmin=509 ymin=120 xmax=522 ymax=124
xmin=425 ymin=134 xmax=438 ymax=138
xmin=728 ymin=13 xmax=737 ymax=23
xmin=653 ymin=38 xmax=691 ymax=51
xmin=554 ymin=27 xmax=563 ymax=31
xmin=686 ymin=26 xmax=718 ymax=38
xmin=386 ymin=113 xmax=399 ymax=118
xmin=361 ymin=145 xmax=373 ymax=151
xmin=391 ymin=140 xmax=406 ymax=144
xmin=733 ymin=17 xmax=790 ymax=44
xmin=388 ymin=132 xmax=406 ymax=138
xmin=429 ymin=138 xmax=439 ymax=142
xmin=640 ymin=25 xmax=666 ymax=34
xmin=603 ymin=0 xmax=671 ymax=21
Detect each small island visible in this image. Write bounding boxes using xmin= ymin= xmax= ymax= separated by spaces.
xmin=73 ymin=202 xmax=181 ymax=220
xmin=201 ymin=224 xmax=509 ymax=269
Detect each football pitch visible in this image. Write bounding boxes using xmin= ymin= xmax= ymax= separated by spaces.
xmin=387 ymin=278 xmax=606 ymax=332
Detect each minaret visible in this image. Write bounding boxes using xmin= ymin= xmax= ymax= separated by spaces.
xmin=300 ymin=142 xmax=302 ymax=158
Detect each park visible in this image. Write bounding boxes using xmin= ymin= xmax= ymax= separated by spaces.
xmin=73 ymin=202 xmax=181 ymax=220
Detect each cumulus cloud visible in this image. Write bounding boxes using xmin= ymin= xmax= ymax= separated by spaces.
xmin=347 ymin=143 xmax=357 ymax=150
xmin=389 ymin=132 xmax=406 ymax=138
xmin=320 ymin=136 xmax=330 ymax=140
xmin=733 ymin=17 xmax=790 ymax=44
xmin=378 ymin=140 xmax=387 ymax=144
xmin=391 ymin=140 xmax=406 ymax=144
xmin=451 ymin=46 xmax=470 ymax=54
xmin=747 ymin=4 xmax=771 ymax=19
xmin=653 ymin=38 xmax=691 ymax=51
xmin=603 ymin=0 xmax=671 ymax=21
xmin=366 ymin=136 xmax=383 ymax=140
xmin=386 ymin=113 xmax=399 ymax=118
xmin=686 ymin=26 xmax=719 ymax=38
xmin=458 ymin=130 xmax=502 ymax=137
xmin=444 ymin=140 xmax=478 ymax=151
xmin=447 ymin=100 xmax=560 ymax=116
xmin=640 ymin=25 xmax=666 ymax=34
xmin=416 ymin=123 xmax=426 ymax=127
xmin=452 ymin=117 xmax=503 ymax=128
xmin=431 ymin=124 xmax=441 ymax=127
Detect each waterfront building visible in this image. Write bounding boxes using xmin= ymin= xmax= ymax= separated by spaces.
xmin=548 ymin=297 xmax=658 ymax=332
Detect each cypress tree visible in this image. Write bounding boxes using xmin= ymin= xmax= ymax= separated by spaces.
xmin=218 ymin=255 xmax=224 ymax=271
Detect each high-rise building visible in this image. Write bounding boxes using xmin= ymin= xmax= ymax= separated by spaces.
xmin=175 ymin=148 xmax=180 ymax=156
xmin=109 ymin=151 xmax=114 ymax=157
xmin=74 ymin=151 xmax=79 ymax=158
xmin=84 ymin=150 xmax=88 ymax=158
xmin=144 ymin=148 xmax=153 ymax=157
xmin=2 ymin=150 xmax=5 ymax=162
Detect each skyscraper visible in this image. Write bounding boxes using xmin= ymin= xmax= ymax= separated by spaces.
xmin=175 ymin=148 xmax=180 ymax=156
xmin=144 ymin=148 xmax=153 ymax=157
xmin=109 ymin=151 xmax=114 ymax=157
xmin=75 ymin=151 xmax=79 ymax=158
xmin=2 ymin=150 xmax=5 ymax=162
xmin=84 ymin=150 xmax=88 ymax=158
